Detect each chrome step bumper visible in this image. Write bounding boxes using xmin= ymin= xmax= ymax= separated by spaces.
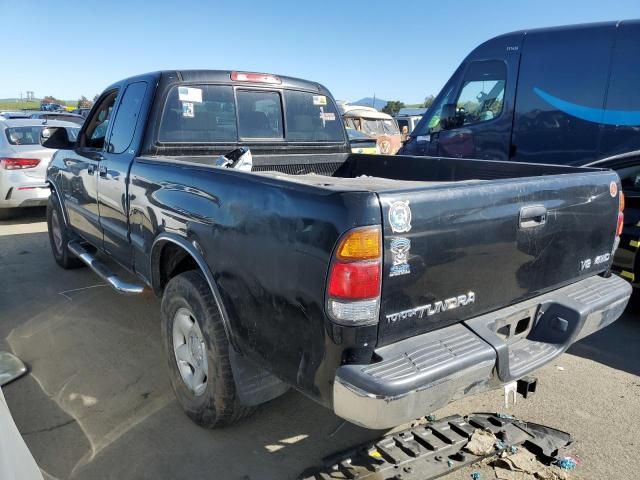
xmin=334 ymin=274 xmax=631 ymax=429
xmin=68 ymin=241 xmax=145 ymax=295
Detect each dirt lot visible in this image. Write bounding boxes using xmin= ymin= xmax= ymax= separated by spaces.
xmin=1 ymin=208 xmax=639 ymax=480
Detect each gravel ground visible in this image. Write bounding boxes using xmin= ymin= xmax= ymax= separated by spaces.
xmin=1 ymin=208 xmax=638 ymax=480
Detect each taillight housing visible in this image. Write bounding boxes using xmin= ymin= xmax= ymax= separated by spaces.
xmin=326 ymin=226 xmax=382 ymax=326
xmin=617 ymin=191 xmax=625 ymax=237
xmin=1 ymin=158 xmax=40 ymax=170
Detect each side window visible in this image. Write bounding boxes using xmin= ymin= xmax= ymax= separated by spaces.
xmin=108 ymin=81 xmax=147 ymax=154
xmin=84 ymin=91 xmax=118 ymax=149
xmin=237 ymin=90 xmax=283 ymax=139
xmin=455 ymin=61 xmax=506 ymax=125
xmin=414 ymin=63 xmax=465 ymax=135
xmin=158 ymin=85 xmax=236 ymax=143
xmin=283 ymin=90 xmax=344 ymax=142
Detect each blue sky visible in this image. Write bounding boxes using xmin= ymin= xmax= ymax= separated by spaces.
xmin=1 ymin=0 xmax=639 ymax=104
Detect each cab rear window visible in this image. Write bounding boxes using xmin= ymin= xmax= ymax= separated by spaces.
xmin=284 ymin=90 xmax=344 ymax=142
xmin=158 ymin=84 xmax=345 ymax=143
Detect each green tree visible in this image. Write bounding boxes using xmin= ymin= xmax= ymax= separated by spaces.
xmin=77 ymin=95 xmax=93 ymax=108
xmin=382 ymin=100 xmax=405 ymax=116
xmin=423 ymin=95 xmax=435 ymax=108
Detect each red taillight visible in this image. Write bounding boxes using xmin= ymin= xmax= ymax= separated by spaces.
xmin=617 ymin=212 xmax=624 ymax=237
xmin=328 ymin=262 xmax=381 ymax=299
xmin=230 ymin=71 xmax=281 ymax=84
xmin=326 ymin=226 xmax=382 ymax=325
xmin=1 ymin=158 xmax=40 ymax=170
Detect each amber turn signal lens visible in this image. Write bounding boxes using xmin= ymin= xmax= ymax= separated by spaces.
xmin=620 ymin=192 xmax=625 ymax=212
xmin=336 ymin=226 xmax=381 ymax=261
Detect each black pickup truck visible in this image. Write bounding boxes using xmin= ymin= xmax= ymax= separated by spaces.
xmin=43 ymin=70 xmax=630 ymax=429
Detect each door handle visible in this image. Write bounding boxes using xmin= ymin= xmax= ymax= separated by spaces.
xmin=519 ymin=205 xmax=547 ymax=228
xmin=99 ymin=165 xmax=108 ymax=177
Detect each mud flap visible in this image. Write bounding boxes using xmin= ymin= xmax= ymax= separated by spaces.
xmin=300 ymin=413 xmax=572 ymax=480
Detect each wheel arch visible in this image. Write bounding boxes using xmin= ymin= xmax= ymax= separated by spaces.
xmin=151 ymin=233 xmax=237 ymax=350
xmin=47 ymin=178 xmax=69 ymax=227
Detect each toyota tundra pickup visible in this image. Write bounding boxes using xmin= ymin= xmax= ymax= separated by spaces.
xmin=43 ymin=70 xmax=630 ymax=429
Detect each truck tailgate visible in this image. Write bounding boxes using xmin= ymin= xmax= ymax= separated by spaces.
xmin=377 ymin=170 xmax=620 ymax=346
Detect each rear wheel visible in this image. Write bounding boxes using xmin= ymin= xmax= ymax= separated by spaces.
xmin=0 ymin=208 xmax=16 ymax=220
xmin=46 ymin=196 xmax=84 ymax=269
xmin=161 ymin=270 xmax=254 ymax=428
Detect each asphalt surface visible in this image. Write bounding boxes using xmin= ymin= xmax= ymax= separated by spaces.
xmin=1 ymin=207 xmax=639 ymax=480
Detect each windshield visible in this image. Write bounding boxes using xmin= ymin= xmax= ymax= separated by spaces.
xmin=346 ymin=128 xmax=374 ymax=140
xmin=5 ymin=126 xmax=78 ymax=145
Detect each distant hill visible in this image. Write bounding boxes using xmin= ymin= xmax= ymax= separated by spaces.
xmin=351 ymin=97 xmax=388 ymax=110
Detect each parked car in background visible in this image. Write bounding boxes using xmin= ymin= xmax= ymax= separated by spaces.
xmin=0 ymin=111 xmax=29 ymax=120
xmin=341 ymin=105 xmax=401 ymax=154
xmin=346 ymin=127 xmax=379 ymax=154
xmin=0 ymin=119 xmax=79 ymax=219
xmin=72 ymin=108 xmax=92 ymax=118
xmin=40 ymin=102 xmax=64 ymax=112
xmin=394 ymin=107 xmax=426 ymax=139
xmin=399 ymin=19 xmax=640 ymax=286
xmin=29 ymin=111 xmax=85 ymax=125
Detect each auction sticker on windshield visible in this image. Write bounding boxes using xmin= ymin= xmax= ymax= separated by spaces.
xmin=178 ymin=86 xmax=203 ymax=103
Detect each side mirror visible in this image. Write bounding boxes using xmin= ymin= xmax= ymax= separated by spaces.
xmin=41 ymin=127 xmax=74 ymax=149
xmin=439 ymin=103 xmax=458 ymax=130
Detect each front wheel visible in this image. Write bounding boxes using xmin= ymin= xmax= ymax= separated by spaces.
xmin=161 ymin=270 xmax=254 ymax=428
xmin=46 ymin=196 xmax=84 ymax=269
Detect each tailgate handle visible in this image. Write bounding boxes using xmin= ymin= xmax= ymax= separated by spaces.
xmin=519 ymin=205 xmax=547 ymax=228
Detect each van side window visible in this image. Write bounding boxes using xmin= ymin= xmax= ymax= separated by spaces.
xmin=455 ymin=61 xmax=506 ymax=125
xmin=108 ymin=81 xmax=147 ymax=154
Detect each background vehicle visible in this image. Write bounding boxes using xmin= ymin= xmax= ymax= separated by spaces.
xmin=29 ymin=111 xmax=85 ymax=125
xmin=346 ymin=127 xmax=378 ymax=154
xmin=71 ymin=108 xmax=92 ymax=118
xmin=341 ymin=104 xmax=401 ymax=154
xmin=0 ymin=119 xmax=79 ymax=219
xmin=43 ymin=70 xmax=629 ymax=430
xmin=0 ymin=111 xmax=29 ymax=120
xmin=394 ymin=107 xmax=426 ymax=139
xmin=39 ymin=102 xmax=64 ymax=112
xmin=399 ymin=19 xmax=640 ymax=286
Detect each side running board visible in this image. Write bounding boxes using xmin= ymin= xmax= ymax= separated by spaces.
xmin=68 ymin=241 xmax=145 ymax=295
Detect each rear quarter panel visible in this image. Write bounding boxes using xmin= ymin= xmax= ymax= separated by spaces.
xmin=128 ymin=158 xmax=381 ymax=404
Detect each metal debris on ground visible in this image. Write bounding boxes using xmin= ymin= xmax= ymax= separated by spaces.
xmin=299 ymin=413 xmax=573 ymax=480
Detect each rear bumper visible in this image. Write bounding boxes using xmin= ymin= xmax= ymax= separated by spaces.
xmin=0 ymin=172 xmax=50 ymax=208
xmin=333 ymin=274 xmax=631 ymax=429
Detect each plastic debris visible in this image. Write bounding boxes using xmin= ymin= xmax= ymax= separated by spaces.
xmin=426 ymin=414 xmax=437 ymax=422
xmin=471 ymin=472 xmax=481 ymax=480
xmin=556 ymin=366 xmax=565 ymax=371
xmin=496 ymin=412 xmax=515 ymax=419
xmin=447 ymin=460 xmax=454 ymax=468
xmin=509 ymin=446 xmax=518 ymax=454
xmin=465 ymin=429 xmax=498 ymax=456
xmin=495 ymin=440 xmax=507 ymax=451
xmin=557 ymin=456 xmax=577 ymax=470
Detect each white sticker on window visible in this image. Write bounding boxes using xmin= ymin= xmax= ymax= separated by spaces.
xmin=320 ymin=112 xmax=335 ymax=121
xmin=182 ymin=102 xmax=195 ymax=118
xmin=178 ymin=87 xmax=203 ymax=103
xmin=313 ymin=95 xmax=327 ymax=106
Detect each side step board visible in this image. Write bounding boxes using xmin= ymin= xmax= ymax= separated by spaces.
xmin=68 ymin=241 xmax=145 ymax=295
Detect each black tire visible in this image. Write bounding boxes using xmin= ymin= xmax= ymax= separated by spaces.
xmin=0 ymin=208 xmax=16 ymax=220
xmin=46 ymin=196 xmax=84 ymax=269
xmin=161 ymin=270 xmax=254 ymax=428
